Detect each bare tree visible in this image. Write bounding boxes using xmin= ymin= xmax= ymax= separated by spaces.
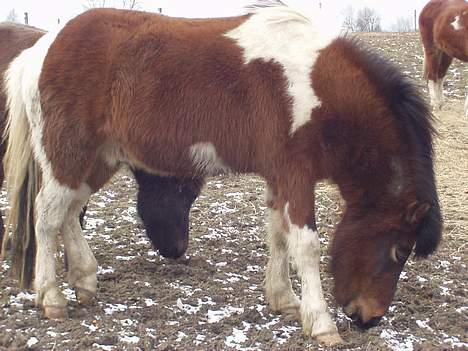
xmin=122 ymin=0 xmax=140 ymax=10
xmin=356 ymin=7 xmax=381 ymax=32
xmin=84 ymin=0 xmax=141 ymax=10
xmin=390 ymin=16 xmax=413 ymax=33
xmin=342 ymin=5 xmax=355 ymax=32
xmin=84 ymin=0 xmax=106 ymax=9
xmin=6 ymin=9 xmax=19 ymax=22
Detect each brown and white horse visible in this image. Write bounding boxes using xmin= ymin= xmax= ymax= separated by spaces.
xmin=0 ymin=22 xmax=203 ymax=285
xmin=3 ymin=2 xmax=442 ymax=345
xmin=419 ymin=0 xmax=468 ymax=116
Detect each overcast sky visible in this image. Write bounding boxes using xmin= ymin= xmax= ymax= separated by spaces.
xmin=2 ymin=0 xmax=430 ymax=32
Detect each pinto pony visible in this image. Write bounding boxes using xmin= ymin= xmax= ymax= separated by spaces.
xmin=419 ymin=0 xmax=468 ymax=116
xmin=0 ymin=22 xmax=203 ymax=285
xmin=3 ymin=2 xmax=442 ymax=346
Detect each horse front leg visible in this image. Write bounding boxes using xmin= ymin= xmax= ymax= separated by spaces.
xmin=265 ymin=183 xmax=342 ymax=346
xmin=264 ymin=187 xmax=300 ymax=320
xmin=284 ymin=201 xmax=343 ymax=345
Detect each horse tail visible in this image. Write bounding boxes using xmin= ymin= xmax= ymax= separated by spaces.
xmin=1 ymin=51 xmax=40 ymax=289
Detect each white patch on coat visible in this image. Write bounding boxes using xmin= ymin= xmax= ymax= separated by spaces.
xmin=450 ymin=16 xmax=462 ymax=31
xmin=284 ymin=203 xmax=338 ymax=337
xmin=225 ymin=4 xmax=335 ymax=134
xmin=189 ymin=142 xmax=230 ymax=175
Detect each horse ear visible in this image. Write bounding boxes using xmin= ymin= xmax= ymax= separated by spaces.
xmin=405 ymin=201 xmax=431 ymax=227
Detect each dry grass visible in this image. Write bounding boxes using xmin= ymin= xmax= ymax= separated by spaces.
xmin=433 ymin=101 xmax=468 ymax=257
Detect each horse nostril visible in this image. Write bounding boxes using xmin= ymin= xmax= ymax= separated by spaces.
xmin=350 ymin=313 xmax=359 ymax=322
xmin=366 ymin=316 xmax=382 ymax=328
xmin=355 ymin=315 xmax=383 ymax=330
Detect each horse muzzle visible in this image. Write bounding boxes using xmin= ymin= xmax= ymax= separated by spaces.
xmin=343 ymin=298 xmax=386 ymax=329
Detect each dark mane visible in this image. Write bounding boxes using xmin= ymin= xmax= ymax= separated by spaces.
xmin=338 ymin=37 xmax=442 ymax=257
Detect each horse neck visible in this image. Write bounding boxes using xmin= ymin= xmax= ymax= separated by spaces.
xmin=315 ymin=115 xmax=411 ymax=210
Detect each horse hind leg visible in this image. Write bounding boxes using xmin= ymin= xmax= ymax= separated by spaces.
xmin=426 ymin=50 xmax=453 ymax=111
xmin=61 ymin=187 xmax=96 ymax=305
xmin=34 ymin=179 xmax=91 ymax=318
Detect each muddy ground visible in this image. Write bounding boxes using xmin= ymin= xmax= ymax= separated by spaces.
xmin=0 ymin=32 xmax=467 ymax=350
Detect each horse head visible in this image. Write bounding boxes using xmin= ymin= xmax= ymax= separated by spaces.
xmin=133 ymin=169 xmax=203 ymax=259
xmin=330 ymin=197 xmax=440 ymax=328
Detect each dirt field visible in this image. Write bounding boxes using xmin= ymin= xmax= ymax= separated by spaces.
xmin=0 ymin=32 xmax=467 ymax=351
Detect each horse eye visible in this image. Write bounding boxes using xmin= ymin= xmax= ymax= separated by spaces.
xmin=390 ymin=245 xmax=411 ymax=263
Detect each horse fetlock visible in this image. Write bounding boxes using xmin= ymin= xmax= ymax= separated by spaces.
xmin=36 ymin=285 xmax=68 ymax=319
xmin=73 ymin=274 xmax=97 ymax=305
xmin=266 ymin=287 xmax=300 ymax=319
xmin=75 ymin=287 xmax=96 ymax=305
xmin=315 ymin=332 xmax=344 ymax=346
xmin=301 ymin=308 xmax=339 ymax=340
xmin=44 ymin=305 xmax=69 ymax=319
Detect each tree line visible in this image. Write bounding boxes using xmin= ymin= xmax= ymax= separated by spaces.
xmin=342 ymin=5 xmax=415 ymax=33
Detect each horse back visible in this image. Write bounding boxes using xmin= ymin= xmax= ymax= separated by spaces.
xmin=39 ymin=9 xmax=292 ymax=177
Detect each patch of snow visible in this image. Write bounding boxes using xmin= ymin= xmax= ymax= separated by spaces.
xmin=176 ymin=331 xmax=187 ymax=342
xmin=439 ymin=260 xmax=450 ymax=269
xmin=63 ymin=288 xmax=77 ymax=301
xmin=27 ymin=337 xmax=39 ymax=348
xmin=440 ymin=286 xmax=451 ymax=296
xmin=144 ymin=298 xmax=157 ymax=307
xmin=416 ymin=318 xmax=433 ymax=332
xmin=195 ymin=334 xmax=206 ymax=345
xmin=115 ymin=255 xmax=135 ymax=261
xmin=207 ymin=306 xmax=244 ymax=323
xmin=176 ymin=297 xmax=216 ymax=315
xmin=246 ymin=265 xmax=260 ymax=272
xmin=119 ymin=334 xmax=140 ymax=344
xmin=441 ymin=335 xmax=468 ymax=348
xmin=104 ymin=303 xmax=128 ymax=315
xmin=120 ymin=319 xmax=135 ymax=327
xmin=225 ymin=322 xmax=251 ymax=350
xmin=380 ymin=329 xmax=422 ymax=351
xmin=275 ymin=325 xmax=300 ymax=344
xmin=81 ymin=321 xmax=98 ymax=332
xmin=9 ymin=291 xmax=36 ymax=307
xmin=97 ymin=266 xmax=115 ymax=274
xmin=92 ymin=343 xmax=114 ymax=350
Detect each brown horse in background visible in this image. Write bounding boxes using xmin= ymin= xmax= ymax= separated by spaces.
xmin=0 ymin=22 xmax=203 ymax=285
xmin=419 ymin=0 xmax=468 ymax=116
xmin=3 ymin=2 xmax=442 ymax=346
